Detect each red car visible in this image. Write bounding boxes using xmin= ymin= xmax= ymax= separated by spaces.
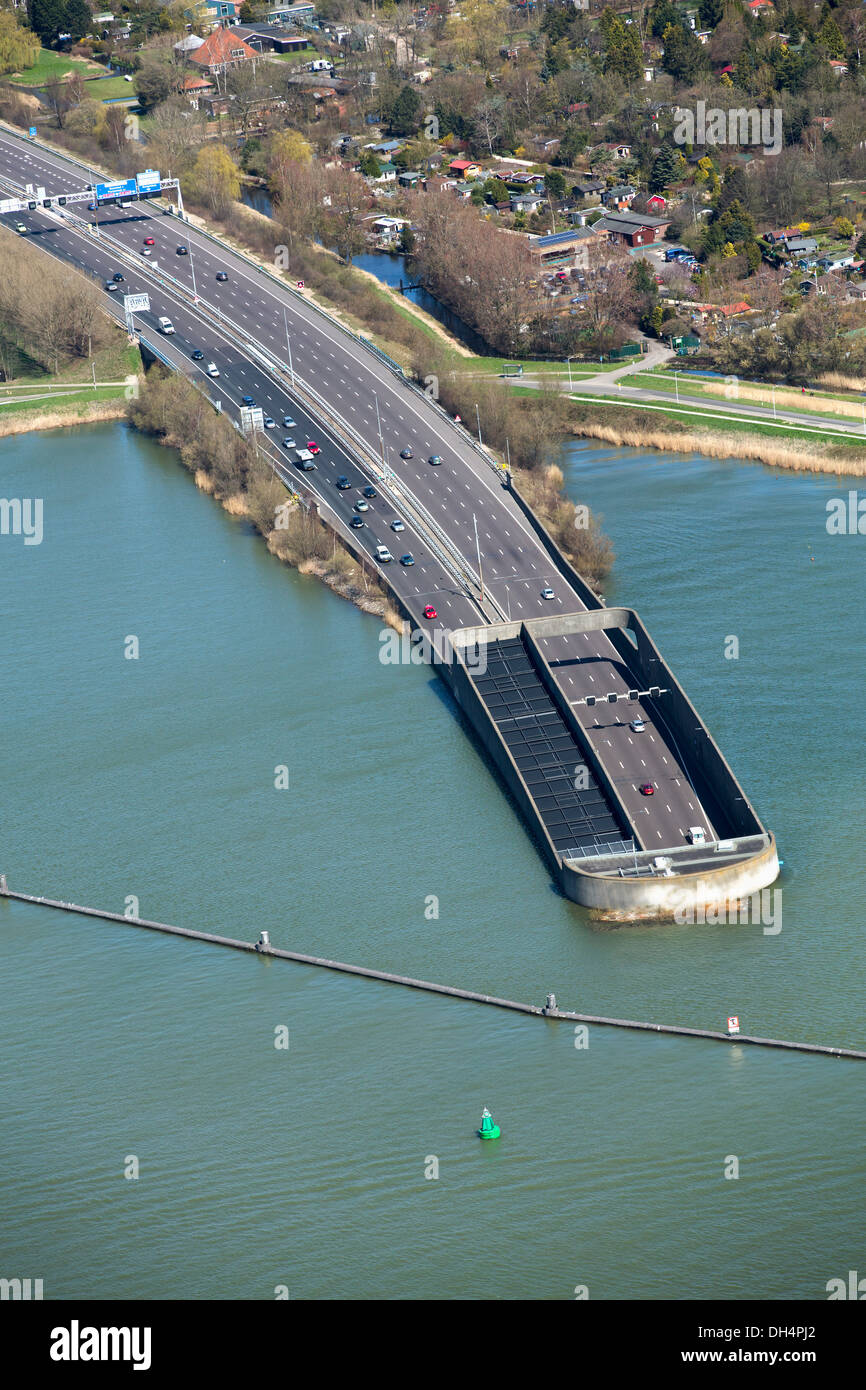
xmin=306 ymin=441 xmax=320 ymax=455
xmin=639 ymin=783 xmax=655 ymax=797
xmin=144 ymin=237 xmax=155 ymax=246
xmin=423 ymin=605 xmax=437 ymax=620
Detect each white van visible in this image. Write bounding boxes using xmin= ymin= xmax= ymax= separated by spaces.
xmin=375 ymin=545 xmax=393 ymax=563
xmin=157 ymin=316 xmax=175 ymax=335
xmin=687 ymin=826 xmax=706 ymax=846
xmin=294 ymin=448 xmax=316 ymax=470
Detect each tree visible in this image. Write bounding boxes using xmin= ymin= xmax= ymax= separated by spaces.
xmin=64 ymin=0 xmax=91 ymax=40
xmin=698 ymin=0 xmax=722 ymax=28
xmin=187 ymin=144 xmax=240 ymax=215
xmin=649 ymin=142 xmax=680 ymax=193
xmin=602 ymin=13 xmax=643 ymax=84
xmin=26 ymin=0 xmax=66 ymax=46
xmin=661 ymin=23 xmax=705 ymax=82
xmin=135 ymin=62 xmax=172 ymax=112
xmin=358 ymin=149 xmax=381 ymax=178
xmin=0 ymin=14 xmax=39 ymax=76
xmin=388 ymin=83 xmax=420 ymax=136
xmin=544 ymin=169 xmax=566 ymax=200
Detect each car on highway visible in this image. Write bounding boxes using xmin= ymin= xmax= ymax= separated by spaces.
xmin=15 ymin=222 xmax=27 ymax=234
xmin=306 ymin=441 xmax=320 ymax=455
xmin=104 ymin=281 xmax=119 ymax=292
xmin=336 ymin=476 xmax=350 ymax=489
xmin=241 ymin=395 xmax=255 ymax=406
xmin=282 ymin=415 xmax=296 ymax=428
xmin=295 ymin=456 xmax=317 ymax=471
xmin=428 ymin=454 xmax=442 ymax=466
xmin=206 ymin=363 xmax=220 ymax=377
xmin=263 ymin=416 xmax=275 ymax=429
xmin=216 ymin=271 xmax=228 ymax=281
xmin=687 ymin=826 xmax=706 ymax=846
xmin=362 ymin=485 xmax=377 ymax=499
xmin=423 ymin=605 xmax=437 ymax=620
xmin=630 ymin=718 xmax=646 ymax=733
xmin=353 ymin=499 xmax=369 ymax=512
xmin=350 ymin=516 xmax=365 ymax=529
xmin=144 ymin=237 xmax=155 ymax=246
xmin=191 ymin=349 xmax=204 ymax=360
xmin=375 ymin=545 xmax=393 ymax=563
xmin=87 ymin=202 xmax=97 ymax=211
xmin=282 ymin=437 xmax=296 ymax=449
xmin=176 ymin=246 xmax=188 ymax=255
xmin=400 ymin=447 xmax=414 ymax=459
xmin=112 ymin=272 xmax=124 ymax=282
xmin=140 ymin=247 xmax=151 ymax=256
xmin=399 ymin=553 xmax=415 ymax=566
xmin=157 ymin=317 xmax=175 ymax=335
xmin=639 ymin=783 xmax=655 ymax=796
xmin=541 ymin=587 xmax=555 ymax=600
xmin=390 ymin=519 xmax=405 ymax=532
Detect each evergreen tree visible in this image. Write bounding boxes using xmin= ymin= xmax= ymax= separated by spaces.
xmin=661 ymin=24 xmax=706 ymax=82
xmin=650 ymin=142 xmax=680 ymax=192
xmin=388 ymin=84 xmax=421 ymax=137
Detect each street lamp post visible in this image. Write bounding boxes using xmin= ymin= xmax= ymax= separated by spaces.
xmin=283 ymin=308 xmax=294 ymax=387
xmin=473 ymin=512 xmax=485 ymax=605
xmin=674 ymin=371 xmax=679 ymax=403
xmin=566 ymin=356 xmax=574 ymax=389
xmin=475 ymin=402 xmax=482 ymax=445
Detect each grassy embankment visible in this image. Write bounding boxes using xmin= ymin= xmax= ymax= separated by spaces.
xmin=0 ymin=339 xmax=141 ymax=437
xmin=126 ymin=370 xmax=401 ymax=625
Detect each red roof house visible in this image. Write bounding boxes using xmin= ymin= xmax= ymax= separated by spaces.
xmin=189 ymin=27 xmax=257 ymax=76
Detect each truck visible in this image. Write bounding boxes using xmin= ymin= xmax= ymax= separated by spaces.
xmin=294 ymin=448 xmax=317 ymax=470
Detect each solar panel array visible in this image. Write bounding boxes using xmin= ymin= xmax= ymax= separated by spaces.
xmin=473 ymin=637 xmax=633 ymax=860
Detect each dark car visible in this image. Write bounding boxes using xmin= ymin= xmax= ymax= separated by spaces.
xmin=350 ymin=515 xmax=365 ymax=528
xmin=399 ymin=553 xmax=415 ymax=566
xmin=362 ymin=485 xmax=377 ymax=498
xmin=336 ymin=476 xmax=350 ymax=489
xmin=216 ymin=271 xmax=228 ymax=281
xmin=241 ymin=395 xmax=255 ymax=407
xmin=400 ymin=447 xmax=414 ymax=459
xmin=428 ymin=454 xmax=443 ymax=466
xmin=176 ymin=245 xmax=188 ymax=255
xmin=112 ymin=272 xmax=124 ymax=282
xmin=191 ymin=349 xmax=204 ymax=360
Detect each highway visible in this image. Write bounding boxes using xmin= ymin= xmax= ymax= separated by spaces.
xmin=0 ymin=127 xmax=719 ymax=855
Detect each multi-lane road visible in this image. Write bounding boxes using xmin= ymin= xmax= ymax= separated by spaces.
xmin=0 ymin=128 xmax=718 ymax=854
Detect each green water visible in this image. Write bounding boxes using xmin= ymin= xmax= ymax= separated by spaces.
xmin=1 ymin=422 xmax=863 ymax=1300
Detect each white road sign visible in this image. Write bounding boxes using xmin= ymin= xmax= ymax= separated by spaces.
xmin=123 ymin=293 xmax=151 ymax=314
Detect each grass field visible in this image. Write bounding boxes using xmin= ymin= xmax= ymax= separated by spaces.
xmin=10 ymin=48 xmax=99 ymax=86
xmin=0 ymin=339 xmax=141 ymax=392
xmin=84 ymin=74 xmax=137 ymax=100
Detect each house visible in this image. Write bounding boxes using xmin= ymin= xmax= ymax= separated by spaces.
xmin=188 ymin=27 xmax=258 ymax=77
xmin=783 ymin=237 xmax=818 ymax=257
xmin=511 ymin=194 xmax=544 ymax=214
xmin=372 ymin=216 xmax=408 ymax=245
xmin=234 ymin=25 xmax=309 ymax=52
xmin=765 ymin=225 xmax=801 ymax=243
xmin=574 ymin=178 xmax=605 ymax=203
xmin=746 ymin=0 xmax=774 ymax=13
xmin=185 ymin=0 xmax=240 ymax=26
xmin=601 ymin=184 xmax=636 ymax=210
xmin=267 ymin=2 xmax=316 ymax=21
xmin=174 ymin=33 xmax=205 ymax=54
xmin=643 ymin=65 xmax=655 ymax=82
xmin=398 ymin=170 xmax=422 ymax=188
xmin=829 ymin=60 xmax=848 ymax=76
xmin=449 ymin=159 xmax=481 ymax=180
xmin=182 ymin=74 xmax=213 ymax=108
xmin=528 ymin=226 xmax=595 ymax=270
xmin=564 ymin=101 xmax=589 ymax=117
xmin=592 ymin=210 xmax=671 ymax=245
xmin=646 ymin=194 xmax=667 ymax=212
xmin=368 ymin=162 xmax=397 ymax=184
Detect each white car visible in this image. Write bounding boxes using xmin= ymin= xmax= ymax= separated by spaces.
xmin=206 ymin=362 xmax=220 ymax=377
xmin=630 ymin=718 xmax=646 ymax=733
xmin=687 ymin=827 xmax=706 ymax=846
xmin=541 ymin=586 xmax=555 ymax=600
xmin=390 ymin=519 xmax=405 ymax=533
xmin=375 ymin=545 xmax=393 ymax=563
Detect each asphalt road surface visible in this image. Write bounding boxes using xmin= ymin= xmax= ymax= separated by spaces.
xmin=0 ymin=129 xmax=718 ymax=853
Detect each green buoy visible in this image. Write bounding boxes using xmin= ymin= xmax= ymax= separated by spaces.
xmin=477 ymin=1106 xmax=501 ymax=1140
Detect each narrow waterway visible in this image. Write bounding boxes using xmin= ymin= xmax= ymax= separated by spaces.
xmin=1 ymin=421 xmax=863 ymax=1299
